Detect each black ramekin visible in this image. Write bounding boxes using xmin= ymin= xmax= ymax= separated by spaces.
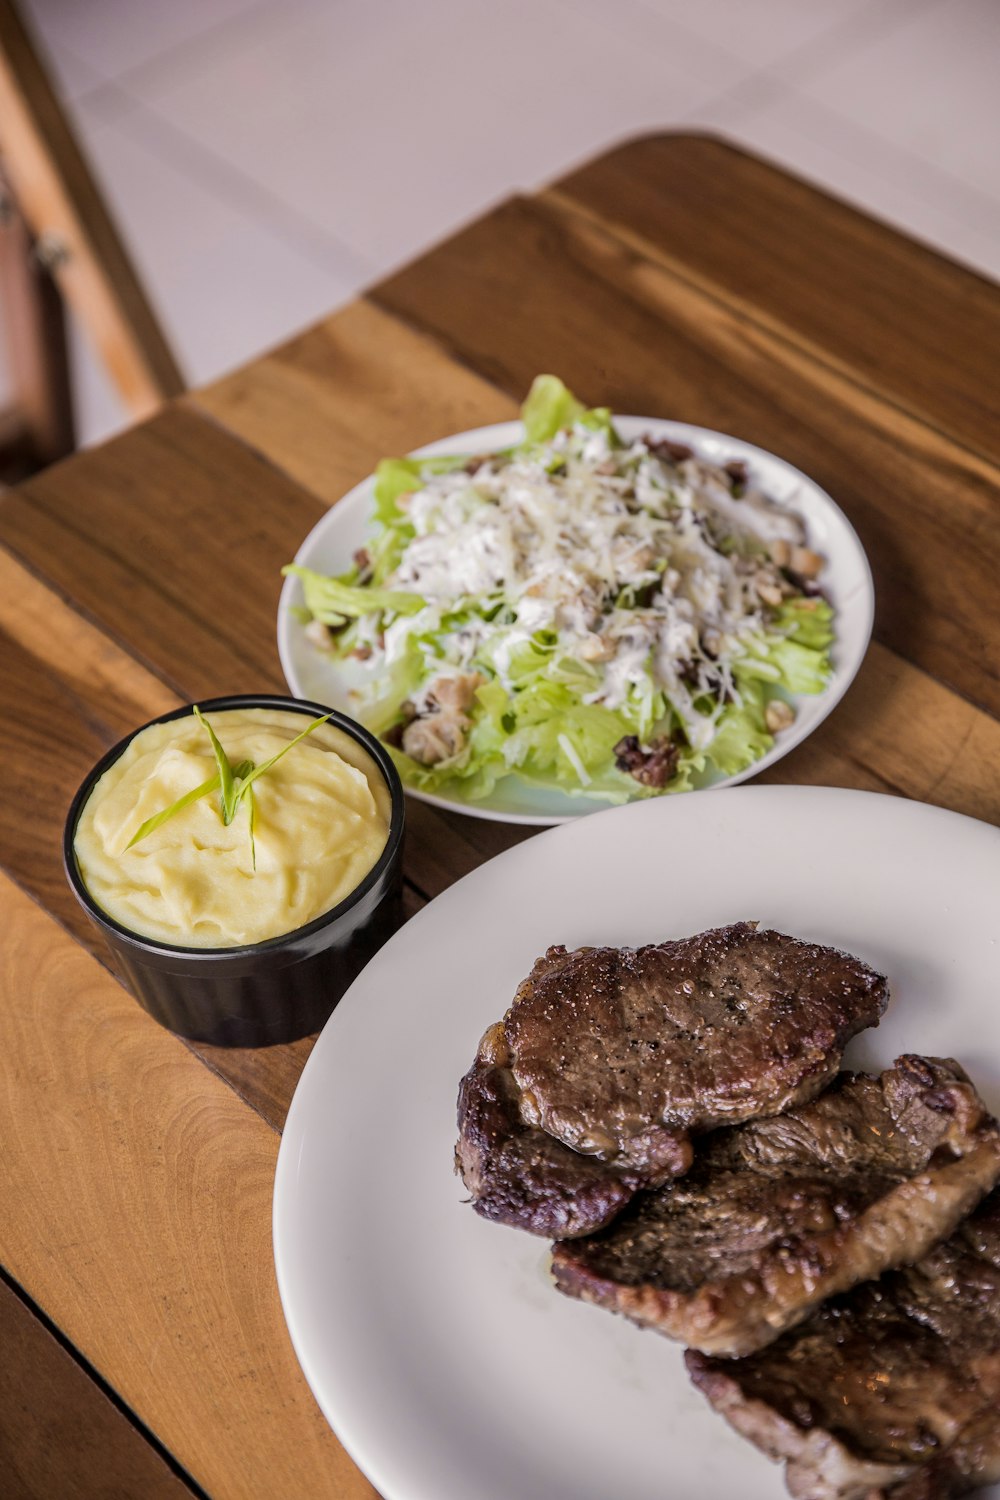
xmin=64 ymin=694 xmax=405 ymax=1047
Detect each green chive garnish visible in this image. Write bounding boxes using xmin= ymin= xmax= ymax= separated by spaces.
xmin=227 ymin=712 xmax=333 ymax=804
xmin=125 ymin=772 xmax=220 ymax=849
xmin=124 ymin=708 xmax=332 ymax=869
xmin=193 ymin=706 xmax=240 ymax=824
xmin=246 ymin=779 xmax=257 ymax=872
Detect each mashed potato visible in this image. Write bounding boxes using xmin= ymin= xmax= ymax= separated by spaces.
xmin=74 ymin=707 xmax=391 ymax=947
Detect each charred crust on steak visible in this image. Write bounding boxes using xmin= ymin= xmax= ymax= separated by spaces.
xmin=685 ymin=1189 xmax=1000 ymax=1499
xmin=551 ymin=1056 xmax=1000 ymax=1356
xmin=505 ymin=924 xmax=888 ymax=1171
xmin=455 ymin=1052 xmax=643 ymax=1239
xmin=456 ymin=924 xmax=888 ymax=1238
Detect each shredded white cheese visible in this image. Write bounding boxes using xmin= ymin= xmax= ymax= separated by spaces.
xmin=385 ymin=429 xmax=809 ymax=726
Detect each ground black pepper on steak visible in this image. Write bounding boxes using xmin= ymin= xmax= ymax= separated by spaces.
xmin=455 ymin=1045 xmax=640 ymax=1239
xmin=552 ymin=1056 xmax=1000 ymax=1355
xmin=455 ymin=924 xmax=888 ymax=1238
xmin=686 ymin=1188 xmax=1000 ymax=1500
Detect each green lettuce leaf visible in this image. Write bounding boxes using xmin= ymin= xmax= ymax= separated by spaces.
xmin=764 ymin=638 xmax=831 ymax=695
xmin=285 ymin=376 xmax=837 ymax=805
xmin=372 ymin=458 xmax=424 ymax=527
xmin=734 ymin=597 xmax=833 ymax=697
xmin=520 ymin=374 xmax=587 ymax=443
xmin=371 ymin=452 xmax=471 ymax=524
xmin=283 ymin=565 xmax=425 ymax=626
xmin=519 ymin=374 xmax=617 ymax=446
xmin=774 ymin=597 xmax=835 ymax=652
xmin=706 ymin=686 xmax=774 ymax=778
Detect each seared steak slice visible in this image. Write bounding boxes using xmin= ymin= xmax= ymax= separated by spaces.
xmin=552 ymin=1056 xmax=1000 ymax=1354
xmin=686 ymin=1189 xmax=1000 ymax=1499
xmin=507 ymin=925 xmax=887 ymax=1169
xmin=456 ymin=1050 xmax=640 ymax=1239
xmin=456 ymin=924 xmax=887 ymax=1237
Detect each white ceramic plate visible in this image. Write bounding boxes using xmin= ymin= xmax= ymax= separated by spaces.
xmin=278 ymin=419 xmax=874 ymax=825
xmin=273 ymin=786 xmax=1000 ymax=1500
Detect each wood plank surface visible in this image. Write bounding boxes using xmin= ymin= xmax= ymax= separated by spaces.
xmin=2 ymin=214 xmax=999 ymax=1149
xmin=0 ymin=396 xmax=524 ymax=903
xmin=0 ymin=1274 xmax=197 ymax=1500
xmin=2 ymin=131 xmax=1000 ymax=1500
xmin=554 ymin=133 xmax=1000 ymax=465
xmin=0 ymin=547 xmax=314 ymax=1132
xmin=0 ymin=405 xmax=308 ymax=699
xmin=191 ymin=299 xmax=518 ymax=506
xmin=0 ymin=547 xmax=177 ymax=947
xmin=756 ymin=639 xmax=1000 ymax=820
xmin=0 ymin=548 xmax=426 ymax=1133
xmin=193 ymin=301 xmax=1000 ymax=831
xmin=371 ymin=192 xmax=1000 ymax=718
xmin=0 ymin=870 xmax=378 ymax=1500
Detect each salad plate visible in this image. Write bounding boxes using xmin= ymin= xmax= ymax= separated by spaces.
xmin=278 ymin=402 xmax=874 ymax=825
xmin=273 ymin=786 xmax=1000 ymax=1500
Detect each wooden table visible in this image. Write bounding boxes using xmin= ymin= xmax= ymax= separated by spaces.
xmin=2 ymin=132 xmax=999 ymax=1499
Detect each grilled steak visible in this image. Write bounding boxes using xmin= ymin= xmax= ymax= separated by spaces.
xmin=456 ymin=924 xmax=888 ymax=1238
xmin=456 ymin=1046 xmax=640 ymax=1239
xmin=552 ymin=1056 xmax=1000 ymax=1354
xmin=686 ymin=1188 xmax=1000 ymax=1499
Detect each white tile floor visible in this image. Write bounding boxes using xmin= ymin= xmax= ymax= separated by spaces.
xmin=15 ymin=0 xmax=1000 ymax=446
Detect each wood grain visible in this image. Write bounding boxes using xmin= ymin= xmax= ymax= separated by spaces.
xmin=554 ymin=133 xmax=1000 ymax=466
xmin=0 ymin=1274 xmax=197 ymax=1500
xmin=0 ymin=375 xmax=531 ymax=906
xmin=2 ymin=132 xmax=1000 ymax=1498
xmin=0 ymin=399 xmax=535 ymax=903
xmin=0 ymin=547 xmax=178 ymax=947
xmin=0 ymin=405 xmax=312 ymax=699
xmin=191 ymin=299 xmax=518 ymax=506
xmin=0 ymin=870 xmax=379 ymax=1500
xmin=0 ymin=549 xmax=421 ymax=1132
xmin=190 ymin=294 xmax=1000 ymax=834
xmin=372 ymin=192 xmax=1000 ymax=718
xmin=2 ymin=200 xmax=999 ymax=1149
xmin=757 ymin=640 xmax=1000 ymax=821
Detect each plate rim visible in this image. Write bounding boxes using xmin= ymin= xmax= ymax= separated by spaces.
xmin=273 ymin=784 xmax=1000 ymax=1500
xmin=277 ymin=416 xmax=875 ymax=825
